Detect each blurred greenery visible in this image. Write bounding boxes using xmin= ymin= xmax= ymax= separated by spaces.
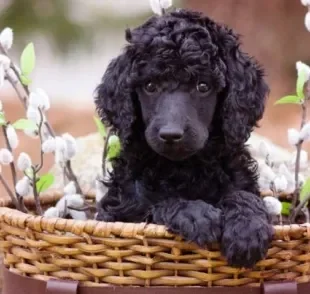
xmin=0 ymin=0 xmax=161 ymax=55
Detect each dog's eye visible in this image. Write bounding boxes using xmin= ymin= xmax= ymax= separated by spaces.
xmin=145 ymin=82 xmax=157 ymax=93
xmin=197 ymin=82 xmax=210 ymax=93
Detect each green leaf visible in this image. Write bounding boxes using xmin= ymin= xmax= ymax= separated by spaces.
xmin=20 ymin=42 xmax=35 ymax=76
xmin=274 ymin=95 xmax=301 ymax=105
xmin=106 ymin=135 xmax=121 ymax=160
xmin=297 ymin=67 xmax=307 ymax=99
xmin=281 ymin=202 xmax=291 ymax=216
xmin=300 ymin=177 xmax=310 ymax=201
xmin=12 ymin=119 xmax=37 ymax=131
xmin=93 ymin=116 xmax=106 ymax=137
xmin=36 ymin=173 xmax=54 ymax=193
xmin=0 ymin=112 xmax=6 ymax=126
xmin=20 ymin=74 xmax=31 ymax=86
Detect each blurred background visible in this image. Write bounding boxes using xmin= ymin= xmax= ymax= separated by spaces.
xmin=0 ymin=0 xmax=308 ymax=195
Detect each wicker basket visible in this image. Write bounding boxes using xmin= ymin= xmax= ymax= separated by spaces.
xmin=0 ymin=191 xmax=310 ymax=289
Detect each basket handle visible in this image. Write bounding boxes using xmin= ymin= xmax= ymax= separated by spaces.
xmin=46 ymin=279 xmax=78 ymax=294
xmin=44 ymin=280 xmax=299 ymax=294
xmin=262 ymin=281 xmax=298 ymax=294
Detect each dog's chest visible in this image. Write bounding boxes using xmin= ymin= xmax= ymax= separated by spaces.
xmin=141 ymin=166 xmax=224 ymax=205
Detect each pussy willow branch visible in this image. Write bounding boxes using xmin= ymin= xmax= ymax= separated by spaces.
xmin=1 ymin=43 xmax=82 ymax=197
xmin=66 ymin=160 xmax=82 ymax=195
xmin=102 ymin=128 xmax=113 ymax=179
xmin=31 ymin=166 xmax=42 ymax=215
xmin=291 ymin=191 xmax=310 ymax=222
xmin=35 ymin=109 xmax=46 ymax=172
xmin=290 ymin=81 xmax=310 ymax=222
xmin=1 ymin=125 xmax=29 ymax=212
xmin=0 ymin=174 xmax=18 ymax=208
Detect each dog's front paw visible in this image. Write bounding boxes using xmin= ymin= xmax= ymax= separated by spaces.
xmin=221 ymin=216 xmax=273 ymax=268
xmin=152 ymin=199 xmax=223 ymax=246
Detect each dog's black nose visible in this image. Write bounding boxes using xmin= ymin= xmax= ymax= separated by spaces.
xmin=159 ymin=127 xmax=184 ymax=143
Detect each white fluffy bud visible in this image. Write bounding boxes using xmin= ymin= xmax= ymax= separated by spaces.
xmin=0 ymin=64 xmax=4 ymax=88
xmin=299 ymin=173 xmax=306 ymax=186
xmin=149 ymin=0 xmax=172 ymax=15
xmin=305 ymin=12 xmax=310 ymax=32
xmin=17 ymin=152 xmax=32 ymax=171
xmin=63 ymin=181 xmax=76 ymax=195
xmin=56 ymin=194 xmax=84 ymax=216
xmin=0 ymin=28 xmax=13 ymax=50
xmin=65 ymin=194 xmax=84 ymax=208
xmin=26 ymin=106 xmax=41 ymax=124
xmin=258 ymin=141 xmax=271 ymax=158
xmin=0 ymin=54 xmax=11 ymax=70
xmin=0 ymin=100 xmax=3 ymax=111
xmin=273 ymin=175 xmax=288 ymax=192
xmin=29 ymin=88 xmax=50 ymax=111
xmin=263 ymin=196 xmax=282 ymax=216
xmin=44 ymin=207 xmax=60 ymax=218
xmin=24 ymin=128 xmax=39 ymax=138
xmin=69 ymin=210 xmax=87 ymax=220
xmin=6 ymin=124 xmax=18 ymax=149
xmin=258 ymin=176 xmax=272 ymax=191
xmin=95 ymin=179 xmax=106 ymax=202
xmin=0 ymin=148 xmax=13 ymax=165
xmin=296 ymin=61 xmax=310 ymax=81
xmin=42 ymin=136 xmax=56 ymax=153
xmin=259 ymin=164 xmax=276 ymax=182
xmin=300 ymin=122 xmax=310 ymax=141
xmin=287 ymin=128 xmax=300 ymax=146
xmin=15 ymin=176 xmax=31 ymax=197
xmin=301 ymin=0 xmax=310 ymax=6
xmin=62 ymin=133 xmax=77 ymax=159
xmin=290 ymin=150 xmax=308 ymax=169
xmin=54 ymin=136 xmax=67 ymax=164
xmin=159 ymin=0 xmax=172 ymax=9
xmin=278 ymin=163 xmax=294 ymax=193
xmin=278 ymin=163 xmax=293 ymax=179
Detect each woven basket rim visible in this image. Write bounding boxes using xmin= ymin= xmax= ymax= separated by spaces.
xmin=0 ymin=189 xmax=307 ymax=240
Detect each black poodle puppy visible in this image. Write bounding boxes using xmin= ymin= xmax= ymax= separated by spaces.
xmin=95 ymin=9 xmax=273 ymax=268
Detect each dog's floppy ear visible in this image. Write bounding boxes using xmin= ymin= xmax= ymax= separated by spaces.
xmin=213 ymin=26 xmax=269 ymax=146
xmin=95 ymin=48 xmax=135 ymax=143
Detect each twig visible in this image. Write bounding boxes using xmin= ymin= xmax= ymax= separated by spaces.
xmin=32 ymin=167 xmax=43 ymax=215
xmin=1 ymin=125 xmax=25 ymax=211
xmin=35 ymin=109 xmax=46 ymax=172
xmin=0 ymin=174 xmax=18 ymax=208
xmin=44 ymin=121 xmax=55 ymax=137
xmin=5 ymin=72 xmax=27 ymax=107
xmin=303 ymin=207 xmax=310 ymax=223
xmin=67 ymin=204 xmax=96 ymax=212
xmin=102 ymin=128 xmax=112 ymax=178
xmin=0 ymin=43 xmax=30 ymax=98
xmin=63 ymin=199 xmax=68 ymax=217
xmin=66 ymin=161 xmax=83 ymax=195
xmin=291 ymin=139 xmax=303 ymax=211
xmin=290 ymin=82 xmax=310 ymax=221
xmin=292 ymin=192 xmax=310 ymax=222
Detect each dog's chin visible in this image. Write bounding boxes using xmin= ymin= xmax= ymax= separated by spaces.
xmin=160 ymin=151 xmax=196 ymax=161
xmin=148 ymin=143 xmax=200 ymax=161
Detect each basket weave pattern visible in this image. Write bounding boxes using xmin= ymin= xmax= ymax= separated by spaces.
xmin=0 ymin=192 xmax=310 ymax=287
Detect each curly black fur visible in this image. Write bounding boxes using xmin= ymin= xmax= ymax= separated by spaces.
xmin=94 ymin=9 xmax=273 ymax=268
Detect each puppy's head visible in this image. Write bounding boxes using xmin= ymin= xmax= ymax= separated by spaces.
xmin=137 ymin=80 xmax=217 ymax=160
xmin=95 ymin=9 xmax=268 ymax=161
